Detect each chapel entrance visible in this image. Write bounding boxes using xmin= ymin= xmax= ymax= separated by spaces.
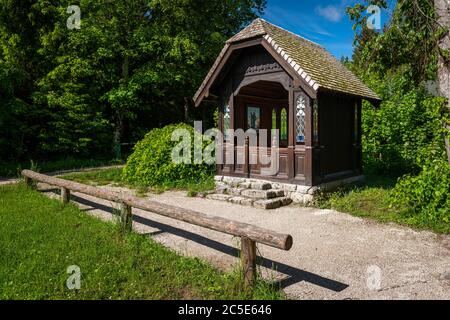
xmin=232 ymin=80 xmax=289 ymax=178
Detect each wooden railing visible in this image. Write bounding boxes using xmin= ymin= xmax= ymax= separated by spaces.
xmin=22 ymin=170 xmax=293 ymax=288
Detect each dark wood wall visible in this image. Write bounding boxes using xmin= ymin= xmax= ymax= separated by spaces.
xmin=213 ymin=43 xmax=362 ymax=186
xmin=317 ymin=92 xmax=362 ymax=183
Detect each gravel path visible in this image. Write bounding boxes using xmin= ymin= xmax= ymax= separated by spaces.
xmin=36 ymin=183 xmax=450 ymax=300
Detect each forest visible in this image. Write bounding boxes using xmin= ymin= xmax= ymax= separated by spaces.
xmin=0 ymin=0 xmax=265 ymax=161
xmin=0 ymin=1 xmax=449 ymax=223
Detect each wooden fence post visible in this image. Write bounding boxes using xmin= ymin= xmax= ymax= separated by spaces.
xmin=241 ymin=237 xmax=257 ymax=289
xmin=24 ymin=176 xmax=33 ymax=188
xmin=61 ymin=187 xmax=70 ymax=204
xmin=21 ymin=170 xmax=294 ymax=291
xmin=120 ymin=202 xmax=132 ymax=232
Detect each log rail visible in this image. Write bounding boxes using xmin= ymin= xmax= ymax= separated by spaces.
xmin=22 ymin=170 xmax=293 ymax=288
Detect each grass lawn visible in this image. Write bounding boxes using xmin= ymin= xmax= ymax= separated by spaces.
xmin=61 ymin=168 xmax=215 ymax=196
xmin=313 ymin=175 xmax=450 ymax=235
xmin=0 ymin=184 xmax=282 ymax=300
xmin=0 ymin=158 xmax=124 ymax=178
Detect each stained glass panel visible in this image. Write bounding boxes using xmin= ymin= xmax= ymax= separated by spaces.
xmin=296 ymin=95 xmax=306 ymax=143
xmin=224 ymin=105 xmax=231 ymax=141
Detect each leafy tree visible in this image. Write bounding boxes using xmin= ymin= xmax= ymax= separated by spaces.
xmin=347 ymin=0 xmax=449 ymax=218
xmin=347 ymin=0 xmax=450 ymax=164
xmin=0 ymin=0 xmax=266 ymax=160
xmin=0 ymin=0 xmax=54 ymax=160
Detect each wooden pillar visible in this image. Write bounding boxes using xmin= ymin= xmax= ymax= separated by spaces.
xmin=304 ymin=95 xmax=313 ymax=186
xmin=120 ymin=202 xmax=132 ymax=232
xmin=61 ymin=187 xmax=70 ymax=204
xmin=311 ymin=98 xmax=321 ymax=185
xmin=244 ymin=136 xmax=250 ymax=178
xmin=287 ymin=87 xmax=295 ymax=179
xmin=241 ymin=237 xmax=257 ymax=288
xmin=357 ymin=100 xmax=363 ymax=174
xmin=217 ymin=101 xmax=224 ymax=175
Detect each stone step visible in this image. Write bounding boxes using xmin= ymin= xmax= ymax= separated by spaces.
xmin=241 ymin=189 xmax=285 ymax=200
xmin=228 ymin=196 xmax=254 ymax=207
xmin=253 ymin=197 xmax=293 ymax=210
xmin=228 ymin=188 xmax=246 ymax=196
xmin=250 ymin=182 xmax=272 ymax=190
xmin=205 ymin=193 xmax=292 ymax=210
xmin=206 ymin=194 xmax=232 ymax=202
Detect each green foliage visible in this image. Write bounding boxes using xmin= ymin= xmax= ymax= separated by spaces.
xmin=347 ymin=0 xmax=441 ymax=84
xmin=313 ymin=174 xmax=450 ymax=234
xmin=346 ymin=0 xmax=450 ymax=226
xmin=361 ymin=70 xmax=448 ymax=175
xmin=0 ymin=184 xmax=282 ymax=299
xmin=122 ymin=123 xmax=214 ymax=188
xmin=390 ymin=160 xmax=450 ymax=225
xmin=0 ymin=0 xmax=266 ymax=161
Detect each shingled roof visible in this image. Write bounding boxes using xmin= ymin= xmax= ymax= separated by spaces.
xmin=194 ymin=18 xmax=380 ymax=104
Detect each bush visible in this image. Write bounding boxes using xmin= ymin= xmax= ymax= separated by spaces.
xmin=122 ymin=123 xmax=214 ymax=188
xmin=362 ymin=70 xmax=448 ymax=176
xmin=390 ymin=160 xmax=450 ymax=224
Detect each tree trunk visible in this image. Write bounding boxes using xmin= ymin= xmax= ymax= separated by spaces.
xmin=113 ymin=112 xmax=123 ymax=159
xmin=113 ymin=56 xmax=130 ymax=159
xmin=434 ymin=0 xmax=450 ymax=165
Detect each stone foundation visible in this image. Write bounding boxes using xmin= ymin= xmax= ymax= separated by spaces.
xmin=215 ymin=175 xmax=365 ymax=206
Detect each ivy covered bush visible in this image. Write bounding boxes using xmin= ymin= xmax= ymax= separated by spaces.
xmin=122 ymin=124 xmax=214 ymax=188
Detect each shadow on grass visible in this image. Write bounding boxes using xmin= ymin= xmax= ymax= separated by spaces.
xmin=359 ymin=174 xmax=398 ymax=189
xmin=40 ymin=187 xmax=349 ymax=293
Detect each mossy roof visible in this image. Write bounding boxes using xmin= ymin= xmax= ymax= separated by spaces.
xmin=194 ymin=18 xmax=380 ymax=104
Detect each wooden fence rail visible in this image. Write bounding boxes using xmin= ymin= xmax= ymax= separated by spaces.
xmin=22 ymin=170 xmax=293 ymax=288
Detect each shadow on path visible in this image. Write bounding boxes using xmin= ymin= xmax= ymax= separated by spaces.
xmin=40 ymin=187 xmax=349 ymax=293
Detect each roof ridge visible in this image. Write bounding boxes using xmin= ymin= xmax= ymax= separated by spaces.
xmin=254 ymin=17 xmax=268 ymax=31
xmin=226 ymin=18 xmax=268 ymax=43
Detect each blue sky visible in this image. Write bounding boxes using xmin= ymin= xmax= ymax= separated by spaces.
xmin=262 ymin=0 xmax=394 ymax=58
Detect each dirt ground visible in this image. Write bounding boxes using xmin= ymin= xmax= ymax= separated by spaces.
xmin=32 ymin=183 xmax=450 ymax=300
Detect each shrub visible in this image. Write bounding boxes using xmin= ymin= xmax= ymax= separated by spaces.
xmin=122 ymin=123 xmax=214 ymax=188
xmin=390 ymin=159 xmax=450 ymax=224
xmin=361 ymin=71 xmax=447 ymax=176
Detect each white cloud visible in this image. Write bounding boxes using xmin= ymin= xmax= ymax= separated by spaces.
xmin=315 ymin=5 xmax=344 ymax=23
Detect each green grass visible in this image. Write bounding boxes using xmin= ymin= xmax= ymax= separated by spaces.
xmin=0 ymin=158 xmax=124 ymax=178
xmin=61 ymin=168 xmax=215 ymax=196
xmin=0 ymin=184 xmax=283 ymax=300
xmin=62 ymin=168 xmax=125 ymax=186
xmin=313 ymin=175 xmax=450 ymax=234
